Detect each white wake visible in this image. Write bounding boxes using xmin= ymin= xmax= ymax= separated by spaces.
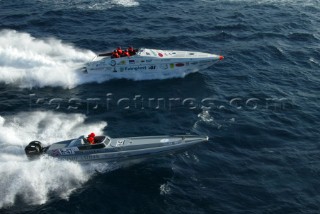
xmin=0 ymin=111 xmax=107 ymax=208
xmin=0 ymin=30 xmax=96 ymax=88
xmin=48 ymin=0 xmax=140 ymax=10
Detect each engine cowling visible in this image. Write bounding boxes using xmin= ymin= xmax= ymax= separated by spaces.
xmin=25 ymin=141 xmax=43 ymax=160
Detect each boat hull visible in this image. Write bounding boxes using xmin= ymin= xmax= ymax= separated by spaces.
xmin=28 ymin=135 xmax=209 ymax=163
xmin=84 ymin=48 xmax=223 ymax=78
xmin=52 ymin=136 xmax=207 ymax=163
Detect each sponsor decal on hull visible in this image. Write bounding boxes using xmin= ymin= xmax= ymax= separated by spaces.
xmin=52 ymin=149 xmax=61 ymax=157
xmin=60 ymin=147 xmax=79 ymax=156
xmin=124 ymin=66 xmax=147 ymax=71
xmin=110 ymin=60 xmax=116 ymax=66
xmin=175 ymin=63 xmax=184 ymax=67
xmin=160 ymin=64 xmax=168 ymax=69
xmin=150 ymin=50 xmax=157 ymax=56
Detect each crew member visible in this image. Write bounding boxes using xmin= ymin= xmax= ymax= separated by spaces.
xmin=122 ymin=49 xmax=130 ymax=57
xmin=116 ymin=47 xmax=123 ymax=55
xmin=111 ymin=50 xmax=120 ymax=58
xmin=128 ymin=46 xmax=136 ymax=56
xmin=88 ymin=136 xmax=95 ymax=144
xmin=87 ymin=132 xmax=96 ymax=144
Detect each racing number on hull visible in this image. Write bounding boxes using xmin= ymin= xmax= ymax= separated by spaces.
xmin=116 ymin=140 xmax=125 ymax=147
xmin=148 ymin=65 xmax=156 ymax=70
xmin=60 ymin=148 xmax=75 ymax=155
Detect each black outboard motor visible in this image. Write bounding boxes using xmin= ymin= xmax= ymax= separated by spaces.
xmin=25 ymin=141 xmax=43 ymax=160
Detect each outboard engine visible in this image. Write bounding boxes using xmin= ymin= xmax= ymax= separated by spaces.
xmin=25 ymin=141 xmax=43 ymax=160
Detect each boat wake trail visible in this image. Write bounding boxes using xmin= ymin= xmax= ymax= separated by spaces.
xmin=50 ymin=0 xmax=140 ymax=10
xmin=0 ymin=30 xmax=96 ymax=88
xmin=0 ymin=111 xmax=107 ymax=208
xmin=83 ymin=0 xmax=140 ymax=10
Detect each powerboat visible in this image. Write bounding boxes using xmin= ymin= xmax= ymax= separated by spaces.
xmin=84 ymin=48 xmax=223 ymax=77
xmin=25 ymin=134 xmax=209 ymax=162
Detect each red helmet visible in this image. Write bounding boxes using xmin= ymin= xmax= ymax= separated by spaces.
xmin=89 ymin=132 xmax=95 ymax=137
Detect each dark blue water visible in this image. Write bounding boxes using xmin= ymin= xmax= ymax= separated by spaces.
xmin=1 ymin=0 xmax=320 ymax=213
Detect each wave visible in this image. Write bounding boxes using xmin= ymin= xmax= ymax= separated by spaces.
xmin=46 ymin=0 xmax=139 ymax=10
xmin=0 ymin=111 xmax=107 ymax=208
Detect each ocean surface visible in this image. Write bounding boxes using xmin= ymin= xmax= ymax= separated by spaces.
xmin=0 ymin=0 xmax=320 ymax=213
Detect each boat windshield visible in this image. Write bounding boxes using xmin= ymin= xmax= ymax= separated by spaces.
xmin=136 ymin=48 xmax=144 ymax=55
xmin=68 ymin=136 xmax=86 ymax=147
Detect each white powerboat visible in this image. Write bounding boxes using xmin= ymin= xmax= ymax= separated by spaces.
xmin=25 ymin=134 xmax=209 ymax=162
xmin=84 ymin=48 xmax=223 ymax=77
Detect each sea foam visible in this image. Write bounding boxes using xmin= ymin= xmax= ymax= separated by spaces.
xmin=51 ymin=0 xmax=140 ymax=10
xmin=0 ymin=30 xmax=96 ymax=88
xmin=0 ymin=111 xmax=107 ymax=208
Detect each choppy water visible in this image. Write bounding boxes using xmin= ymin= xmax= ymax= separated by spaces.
xmin=0 ymin=0 xmax=320 ymax=213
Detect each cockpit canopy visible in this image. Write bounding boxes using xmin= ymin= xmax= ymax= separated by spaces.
xmin=68 ymin=135 xmax=110 ymax=149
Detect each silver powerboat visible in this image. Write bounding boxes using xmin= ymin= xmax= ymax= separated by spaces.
xmin=25 ymin=134 xmax=209 ymax=162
